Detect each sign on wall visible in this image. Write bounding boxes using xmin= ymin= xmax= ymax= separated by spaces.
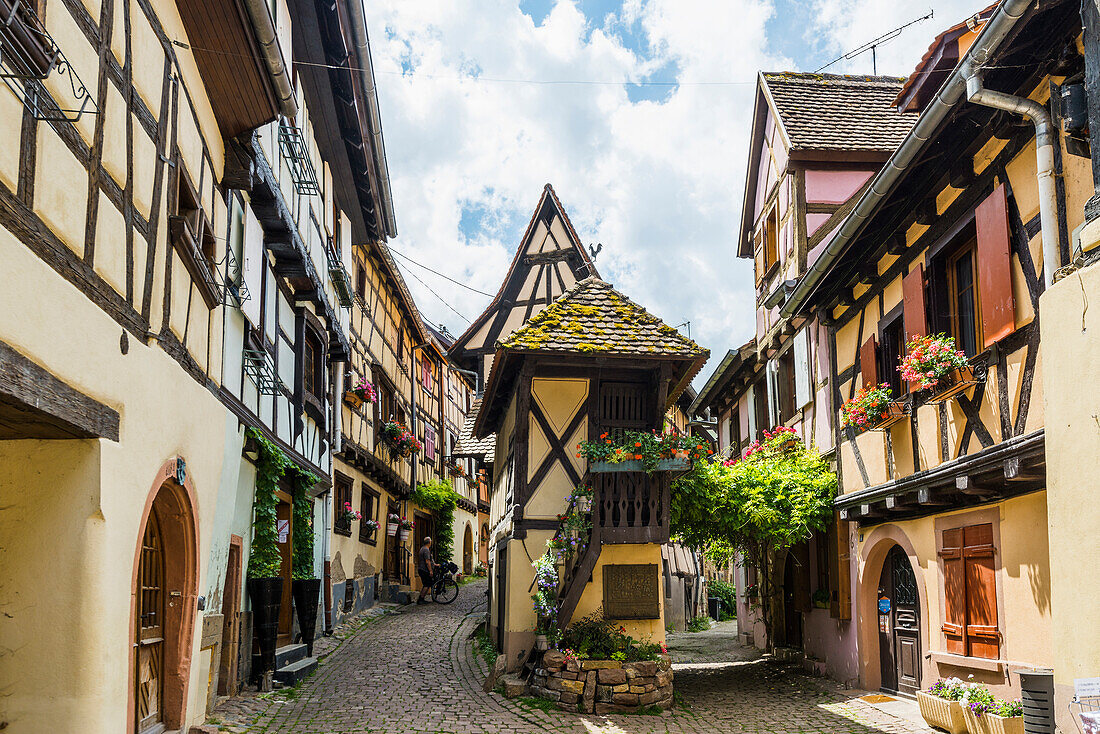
xmin=603 ymin=564 xmax=660 ymax=619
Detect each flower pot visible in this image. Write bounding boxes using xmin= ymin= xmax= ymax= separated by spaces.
xmin=589 ymin=456 xmax=690 ymax=473
xmin=247 ymin=577 xmax=283 ymax=680
xmin=291 ymin=578 xmax=322 ymax=656
xmin=963 ymin=709 xmax=1023 ymax=734
xmin=399 ymin=529 xmax=411 ymax=542
xmin=344 ymin=390 xmax=364 ymax=409
xmin=387 ymin=523 xmax=398 ymax=537
xmin=535 ymin=634 xmax=549 ymax=651
xmin=917 ymin=691 xmax=969 ymax=734
xmin=869 ymin=401 xmax=908 ymax=431
xmin=925 ymin=364 xmax=979 ymax=405
xmin=575 ymin=496 xmax=592 ymax=513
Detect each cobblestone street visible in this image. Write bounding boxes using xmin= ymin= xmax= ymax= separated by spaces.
xmin=211 ymin=581 xmax=933 ymax=733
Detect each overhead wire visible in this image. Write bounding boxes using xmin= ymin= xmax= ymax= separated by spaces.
xmin=388 ymin=246 xmax=495 ymax=297
xmin=394 ymin=259 xmax=473 ymax=325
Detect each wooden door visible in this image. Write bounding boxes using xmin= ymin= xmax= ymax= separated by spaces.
xmin=414 ymin=512 xmax=435 ymax=581
xmin=384 ymin=501 xmax=400 ymax=581
xmin=879 ymin=546 xmax=921 ymax=695
xmin=218 ymin=541 xmax=242 ymax=696
xmin=135 ymin=513 xmax=165 ymax=733
xmin=782 ymin=551 xmax=803 ymax=649
xmin=276 ymin=494 xmax=293 ymax=645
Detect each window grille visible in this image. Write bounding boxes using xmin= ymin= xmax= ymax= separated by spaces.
xmin=325 ymin=237 xmax=354 ymax=308
xmin=243 ymin=348 xmax=283 ymax=396
xmin=278 ymin=120 xmax=320 ymax=195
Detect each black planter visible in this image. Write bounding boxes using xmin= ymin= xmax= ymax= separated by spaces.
xmin=292 ymin=578 xmax=322 ymax=656
xmin=247 ymin=577 xmax=283 ymax=678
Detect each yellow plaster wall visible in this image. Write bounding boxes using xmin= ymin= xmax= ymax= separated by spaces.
xmin=572 ymin=543 xmax=667 ymax=646
xmin=1039 ymin=259 xmax=1100 ymax=697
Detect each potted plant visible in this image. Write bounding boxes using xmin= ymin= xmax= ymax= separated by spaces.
xmin=842 ymin=383 xmax=906 ymax=432
xmin=362 ymin=518 xmax=380 ymax=537
xmin=345 ymin=378 xmax=377 ymax=408
xmin=964 ymin=697 xmax=1024 ymax=734
xmin=917 ymin=678 xmax=976 ymax=734
xmin=289 ymin=474 xmax=322 ymax=656
xmin=532 ymin=552 xmax=558 ymax=651
xmin=387 ymin=512 xmax=401 ymax=537
xmin=743 ymin=583 xmax=760 ymax=600
xmin=398 ymin=516 xmax=414 ymax=542
xmin=900 ymin=334 xmax=976 ymax=404
xmin=340 ymin=501 xmax=362 ymax=526
xmin=811 ymin=588 xmax=830 ymax=609
xmin=380 ymin=420 xmax=422 ymax=459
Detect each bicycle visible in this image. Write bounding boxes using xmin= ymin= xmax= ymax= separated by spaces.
xmin=430 ymin=561 xmax=460 ymax=604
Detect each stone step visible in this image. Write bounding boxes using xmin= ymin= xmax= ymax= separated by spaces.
xmin=273 ymin=656 xmax=317 ymax=685
xmin=275 ymin=643 xmax=308 ymax=670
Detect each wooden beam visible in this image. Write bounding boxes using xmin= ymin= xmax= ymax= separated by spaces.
xmin=1004 ymin=456 xmax=1042 ymax=482
xmin=0 ymin=340 xmax=120 ymax=441
xmin=885 ymin=494 xmax=917 ymax=511
xmin=917 ymin=488 xmax=949 ymax=506
xmin=956 ymin=475 xmax=997 ymax=497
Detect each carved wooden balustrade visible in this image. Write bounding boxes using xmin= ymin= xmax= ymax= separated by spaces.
xmin=592 ymin=470 xmax=671 ymax=544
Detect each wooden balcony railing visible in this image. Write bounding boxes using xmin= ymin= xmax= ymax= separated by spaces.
xmin=592 ymin=471 xmax=670 ymax=544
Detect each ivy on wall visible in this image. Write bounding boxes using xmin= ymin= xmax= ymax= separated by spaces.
xmin=288 ymin=465 xmax=320 ymax=581
xmin=410 ymin=479 xmax=459 ymax=563
xmin=246 ymin=427 xmax=289 ymax=579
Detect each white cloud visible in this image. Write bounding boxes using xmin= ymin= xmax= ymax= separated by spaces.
xmin=363 ymin=0 xmax=996 ymax=383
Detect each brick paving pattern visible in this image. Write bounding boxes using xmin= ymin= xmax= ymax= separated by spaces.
xmin=210 ymin=580 xmax=933 ymax=733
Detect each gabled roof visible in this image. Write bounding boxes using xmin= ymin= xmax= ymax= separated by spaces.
xmin=452 ymin=396 xmax=495 ymax=463
xmin=761 ymin=72 xmax=915 ymax=154
xmin=500 ymin=277 xmax=705 ymax=358
xmin=893 ymin=5 xmax=996 ymax=113
xmin=690 ymin=339 xmax=758 ymax=416
xmin=447 ymin=184 xmax=599 ymax=362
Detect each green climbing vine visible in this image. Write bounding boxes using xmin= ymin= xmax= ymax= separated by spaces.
xmin=410 ymin=478 xmax=459 ymax=563
xmin=246 ymin=427 xmax=289 ymax=579
xmin=288 ymin=465 xmax=320 ymax=581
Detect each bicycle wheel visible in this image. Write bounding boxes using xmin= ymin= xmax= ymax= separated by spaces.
xmin=432 ymin=576 xmax=459 ymax=604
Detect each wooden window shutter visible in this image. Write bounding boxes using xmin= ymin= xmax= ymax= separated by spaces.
xmin=939 ymin=527 xmax=967 ymax=655
xmin=975 ymin=184 xmax=1015 ymax=348
xmin=754 ymin=230 xmax=765 ymax=285
xmin=860 ymin=336 xmax=879 ymax=389
xmin=963 ymin=523 xmax=1000 ymax=659
xmin=834 ymin=513 xmax=852 ymax=620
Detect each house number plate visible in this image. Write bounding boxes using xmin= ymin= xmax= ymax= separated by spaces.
xmin=603 ymin=564 xmax=660 ymax=619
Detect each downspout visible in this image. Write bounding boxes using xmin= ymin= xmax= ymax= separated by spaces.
xmin=779 ymin=0 xmax=1034 ymax=318
xmin=346 ymin=1 xmax=398 ymax=238
xmin=962 ymin=61 xmax=1060 ymax=288
xmin=241 ymin=0 xmax=298 ymax=118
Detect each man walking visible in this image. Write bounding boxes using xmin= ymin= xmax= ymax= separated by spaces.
xmin=416 ymin=536 xmax=436 ymax=604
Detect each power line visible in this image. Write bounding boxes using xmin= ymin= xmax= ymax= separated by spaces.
xmin=395 ymin=260 xmax=472 ymax=324
xmin=387 ymin=246 xmax=495 ymax=297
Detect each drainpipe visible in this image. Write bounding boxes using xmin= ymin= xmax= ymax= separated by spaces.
xmin=963 ymin=60 xmax=1060 ymax=287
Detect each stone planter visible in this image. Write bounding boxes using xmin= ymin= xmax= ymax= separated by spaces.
xmin=917 ymin=691 xmax=969 ymax=734
xmin=963 ymin=709 xmax=1024 ymax=734
xmin=528 ymin=651 xmax=674 ymax=714
xmin=589 ymin=456 xmax=690 ymax=473
xmin=535 ymin=634 xmax=549 ymax=651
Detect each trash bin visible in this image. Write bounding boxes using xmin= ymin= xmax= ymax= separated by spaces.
xmin=708 ymin=596 xmax=721 ymax=620
xmin=1018 ymin=668 xmax=1055 ymax=734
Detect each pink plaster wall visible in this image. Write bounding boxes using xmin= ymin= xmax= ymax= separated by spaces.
xmin=806 ymin=213 xmax=831 ymax=238
xmin=805 ymin=168 xmax=874 ymax=204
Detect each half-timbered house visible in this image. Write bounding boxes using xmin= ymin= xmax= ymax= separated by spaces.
xmin=473 ymin=276 xmax=707 ymax=669
xmin=777 ymin=1 xmax=1092 ymax=717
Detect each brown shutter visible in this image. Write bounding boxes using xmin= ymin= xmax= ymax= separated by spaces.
xmin=901 ymin=262 xmax=928 ymax=381
xmin=860 ymin=336 xmax=879 ymax=389
xmin=834 ymin=513 xmax=852 ymax=620
xmin=963 ymin=523 xmax=1000 ymax=659
xmin=939 ymin=528 xmax=967 ymax=655
xmin=975 ymin=184 xmax=1016 ymax=348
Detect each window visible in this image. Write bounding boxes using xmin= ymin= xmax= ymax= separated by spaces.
xmin=776 ymin=350 xmax=797 ymax=423
xmin=334 ymin=474 xmax=353 ymax=536
xmin=752 ymin=377 xmax=768 ymax=440
xmin=397 ymin=330 xmax=405 ymax=364
xmin=939 ymin=523 xmax=999 ymax=659
xmin=947 ymin=241 xmax=982 ymax=358
xmin=424 ymin=425 xmax=437 ymax=461
xmin=727 ymin=410 xmax=741 ymax=456
xmin=355 ymin=263 xmax=366 ymax=305
xmin=168 ymin=161 xmax=218 ymax=308
xmin=301 ymin=328 xmax=324 ymax=401
xmin=764 ymin=207 xmax=779 ymax=274
xmin=879 ymin=314 xmax=905 ymax=398
xmin=359 ymin=488 xmax=379 ymax=544
xmin=421 ymin=357 xmax=433 ymax=393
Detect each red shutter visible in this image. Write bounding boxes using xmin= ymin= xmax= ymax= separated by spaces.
xmin=939 ymin=528 xmax=967 ymax=655
xmin=975 ymin=184 xmax=1016 ymax=348
xmin=963 ymin=523 xmax=1000 ymax=659
xmin=860 ymin=336 xmax=879 ymax=389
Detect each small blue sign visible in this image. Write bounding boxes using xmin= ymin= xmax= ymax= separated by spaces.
xmin=878 ymin=596 xmax=891 ymax=614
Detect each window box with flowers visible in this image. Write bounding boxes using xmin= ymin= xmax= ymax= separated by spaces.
xmin=842 ymin=384 xmax=907 ymax=433
xmin=578 ymin=430 xmax=711 ymax=474
xmin=345 ymin=379 xmax=377 ymax=409
xmin=445 ymin=457 xmax=467 ymax=479
xmin=339 ymin=501 xmax=362 ymax=527
xmin=379 ymin=420 xmax=422 ymax=459
xmin=361 ymin=518 xmax=379 ymax=540
xmin=963 ymin=696 xmax=1023 ymax=734
xmin=901 ymin=334 xmax=979 ymax=405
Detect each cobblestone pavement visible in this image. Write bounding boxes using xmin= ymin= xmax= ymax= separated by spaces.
xmin=210 ymin=580 xmax=933 ymax=733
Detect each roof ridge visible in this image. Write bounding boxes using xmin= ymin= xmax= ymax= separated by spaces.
xmin=763 ymin=70 xmax=907 ymax=84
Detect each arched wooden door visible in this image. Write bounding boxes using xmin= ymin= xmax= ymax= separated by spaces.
xmin=135 ymin=513 xmax=165 ymax=732
xmin=463 ymin=525 xmax=473 ymax=575
xmin=878 ymin=545 xmax=921 ymax=695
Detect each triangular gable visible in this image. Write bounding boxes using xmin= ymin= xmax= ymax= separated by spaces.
xmin=448 ymin=184 xmax=599 ymax=377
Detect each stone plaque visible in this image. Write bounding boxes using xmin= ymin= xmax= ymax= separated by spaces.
xmin=602 ymin=563 xmax=660 ymax=619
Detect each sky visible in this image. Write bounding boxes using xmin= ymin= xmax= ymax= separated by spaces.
xmin=362 ymin=0 xmax=992 ymax=383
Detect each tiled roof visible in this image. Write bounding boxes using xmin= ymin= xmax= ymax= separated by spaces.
xmin=500 ymin=277 xmax=707 ymax=358
xmin=762 ymin=72 xmax=915 ymax=152
xmin=453 ymin=396 xmax=495 ymax=463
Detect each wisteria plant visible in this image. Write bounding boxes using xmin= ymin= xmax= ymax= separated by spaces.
xmin=899 ymin=334 xmax=970 ymax=391
xmin=841 ymin=383 xmax=895 ymax=429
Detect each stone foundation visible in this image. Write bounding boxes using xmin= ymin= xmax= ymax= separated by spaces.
xmin=528 ymin=650 xmax=674 ymax=714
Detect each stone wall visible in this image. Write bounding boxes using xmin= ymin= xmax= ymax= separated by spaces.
xmin=529 ymin=650 xmax=674 ymax=714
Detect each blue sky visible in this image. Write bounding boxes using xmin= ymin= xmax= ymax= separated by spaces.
xmin=365 ymin=0 xmax=990 ymax=382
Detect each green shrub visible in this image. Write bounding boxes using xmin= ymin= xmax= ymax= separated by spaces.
xmin=687 ymin=616 xmax=710 ymax=632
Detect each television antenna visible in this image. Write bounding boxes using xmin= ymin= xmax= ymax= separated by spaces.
xmin=814 ymin=10 xmax=933 ymax=76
